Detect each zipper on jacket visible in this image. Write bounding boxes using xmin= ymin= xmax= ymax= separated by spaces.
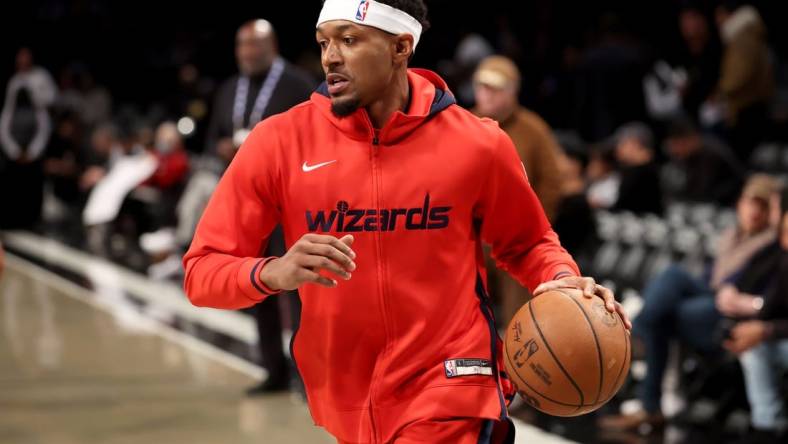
xmin=367 ymin=126 xmax=388 ymax=442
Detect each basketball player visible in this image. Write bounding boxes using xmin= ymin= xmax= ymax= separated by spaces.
xmin=183 ymin=1 xmax=631 ymax=442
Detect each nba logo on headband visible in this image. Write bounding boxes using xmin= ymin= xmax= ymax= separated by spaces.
xmin=356 ymin=0 xmax=369 ymax=21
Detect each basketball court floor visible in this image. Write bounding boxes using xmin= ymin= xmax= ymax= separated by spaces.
xmin=0 ymin=231 xmax=575 ymax=444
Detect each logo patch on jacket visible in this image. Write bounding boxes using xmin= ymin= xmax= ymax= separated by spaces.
xmin=444 ymin=359 xmax=493 ymax=378
xmin=305 ymin=194 xmax=451 ymax=232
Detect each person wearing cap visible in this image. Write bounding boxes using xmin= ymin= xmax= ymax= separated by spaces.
xmin=472 ymin=55 xmax=562 ymax=221
xmin=183 ymin=1 xmax=631 ymax=442
xmin=601 ymin=174 xmax=781 ymax=432
xmin=472 ymin=56 xmax=565 ymax=331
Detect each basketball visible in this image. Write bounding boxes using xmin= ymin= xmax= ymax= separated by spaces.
xmin=503 ymin=288 xmax=631 ymax=417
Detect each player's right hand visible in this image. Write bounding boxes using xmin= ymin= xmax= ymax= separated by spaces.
xmin=259 ymin=233 xmax=356 ymax=291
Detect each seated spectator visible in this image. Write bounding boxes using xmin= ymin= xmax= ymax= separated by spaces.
xmin=145 ymin=122 xmax=189 ymax=194
xmin=44 ymin=111 xmax=85 ymax=210
xmin=600 ymin=174 xmax=781 ymax=431
xmin=136 ymin=122 xmax=190 ymax=280
xmin=662 ymin=115 xmax=743 ymax=206
xmin=119 ymin=121 xmax=189 ymax=235
xmin=552 ymin=134 xmax=598 ymax=265
xmin=586 ymin=142 xmax=620 ymax=210
xmin=726 ymin=190 xmax=788 ymax=443
xmin=82 ymin=118 xmax=157 ymax=257
xmin=612 ymin=122 xmax=664 ymax=215
xmin=79 ymin=123 xmax=121 ymax=195
xmin=56 ymin=64 xmax=112 ymax=130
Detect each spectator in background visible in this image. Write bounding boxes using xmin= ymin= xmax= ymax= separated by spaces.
xmin=0 ymin=47 xmax=57 ymax=229
xmin=81 ymin=117 xmax=156 ymax=257
xmin=472 ymin=55 xmax=563 ymax=328
xmin=712 ymin=2 xmax=774 ymax=160
xmin=56 ymin=64 xmax=112 ymax=130
xmin=205 ymin=19 xmax=315 ymax=166
xmin=662 ymin=115 xmax=743 ymax=206
xmin=79 ymin=123 xmax=119 ymax=194
xmin=145 ymin=122 xmax=189 ymax=195
xmin=137 ymin=122 xmax=190 ymax=281
xmin=612 ymin=122 xmax=664 ymax=215
xmin=472 ymin=55 xmax=562 ymax=220
xmin=183 ymin=19 xmax=315 ymax=397
xmin=45 ymin=111 xmax=84 ymax=200
xmin=573 ymin=13 xmax=648 ymax=142
xmin=586 ymin=143 xmax=620 ymax=210
xmin=726 ymin=190 xmax=788 ymax=443
xmin=552 ymin=133 xmax=598 ymax=270
xmin=677 ymin=5 xmax=722 ymax=121
xmin=601 ymin=174 xmax=780 ymax=432
xmin=177 ymin=19 xmax=316 ymax=246
xmin=43 ymin=111 xmax=86 ymax=229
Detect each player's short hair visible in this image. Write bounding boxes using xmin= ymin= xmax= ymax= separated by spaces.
xmin=376 ymin=0 xmax=430 ymax=32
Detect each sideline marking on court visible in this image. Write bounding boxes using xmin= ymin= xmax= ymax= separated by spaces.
xmin=4 ymin=253 xmax=264 ymax=380
xmin=2 ymin=230 xmax=256 ymax=344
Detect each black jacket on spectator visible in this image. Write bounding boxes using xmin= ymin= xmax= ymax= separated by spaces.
xmin=730 ymin=241 xmax=782 ymax=296
xmin=614 ymin=162 xmax=664 ymax=215
xmin=665 ymin=135 xmax=743 ymax=205
xmin=553 ymin=193 xmax=598 ymax=271
xmin=759 ymin=253 xmax=788 ymax=340
xmin=678 ymin=38 xmax=722 ymax=120
xmin=205 ymin=61 xmax=315 ymax=156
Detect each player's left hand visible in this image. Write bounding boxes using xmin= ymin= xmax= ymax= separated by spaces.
xmin=534 ymin=276 xmax=632 ymax=330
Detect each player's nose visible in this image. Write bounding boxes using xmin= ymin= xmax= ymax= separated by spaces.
xmin=322 ymin=42 xmax=343 ymax=70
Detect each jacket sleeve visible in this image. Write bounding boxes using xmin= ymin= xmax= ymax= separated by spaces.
xmin=182 ymin=120 xmax=283 ymax=309
xmin=476 ymin=128 xmax=580 ymax=293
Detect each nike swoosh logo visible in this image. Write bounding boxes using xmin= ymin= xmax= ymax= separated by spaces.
xmin=302 ymin=160 xmax=337 ymax=172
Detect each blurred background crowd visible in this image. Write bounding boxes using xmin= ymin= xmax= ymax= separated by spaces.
xmin=2 ymin=0 xmax=788 ymax=442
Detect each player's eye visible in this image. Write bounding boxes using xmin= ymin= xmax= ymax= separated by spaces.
xmin=343 ymin=36 xmax=355 ymax=45
xmin=318 ymin=40 xmax=328 ymax=50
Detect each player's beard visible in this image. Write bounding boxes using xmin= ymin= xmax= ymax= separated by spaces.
xmin=331 ymin=96 xmax=361 ymax=117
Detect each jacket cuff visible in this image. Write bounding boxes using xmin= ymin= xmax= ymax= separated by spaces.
xmin=238 ymin=257 xmax=281 ymax=302
xmin=550 ymin=266 xmax=580 ymax=281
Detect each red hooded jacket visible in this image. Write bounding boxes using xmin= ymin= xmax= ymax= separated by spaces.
xmin=183 ymin=69 xmax=579 ymax=443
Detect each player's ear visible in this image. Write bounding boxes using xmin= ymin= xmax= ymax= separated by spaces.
xmin=392 ymin=34 xmax=413 ymax=64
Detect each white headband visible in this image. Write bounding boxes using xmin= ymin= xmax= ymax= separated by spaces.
xmin=317 ymin=0 xmax=423 ymax=50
